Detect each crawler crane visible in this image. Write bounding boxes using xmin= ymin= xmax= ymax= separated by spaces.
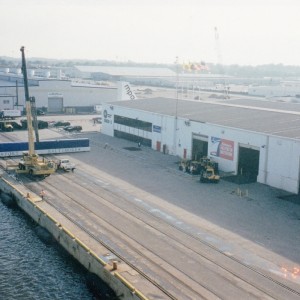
xmin=16 ymin=47 xmax=56 ymax=177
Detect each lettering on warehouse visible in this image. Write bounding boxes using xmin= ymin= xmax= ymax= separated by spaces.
xmin=124 ymin=84 xmax=136 ymax=100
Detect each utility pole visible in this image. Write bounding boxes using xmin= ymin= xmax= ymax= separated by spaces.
xmin=175 ymin=56 xmax=179 ymax=116
xmin=173 ymin=56 xmax=179 ymax=155
xmin=15 ymin=80 xmax=19 ymax=108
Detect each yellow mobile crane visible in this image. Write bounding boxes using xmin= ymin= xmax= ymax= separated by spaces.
xmin=16 ymin=47 xmax=56 ymax=177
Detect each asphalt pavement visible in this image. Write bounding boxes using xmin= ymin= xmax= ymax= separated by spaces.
xmin=69 ymin=131 xmax=300 ymax=268
xmin=2 ymin=114 xmax=300 ymax=275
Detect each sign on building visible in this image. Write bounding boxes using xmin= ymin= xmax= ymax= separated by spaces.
xmin=210 ymin=137 xmax=234 ymax=160
xmin=153 ymin=125 xmax=161 ymax=133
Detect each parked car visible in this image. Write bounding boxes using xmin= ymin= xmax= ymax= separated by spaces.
xmin=63 ymin=125 xmax=82 ymax=132
xmin=37 ymin=109 xmax=45 ymax=115
xmin=21 ymin=119 xmax=48 ymax=129
xmin=11 ymin=121 xmax=23 ymax=130
xmin=53 ymin=121 xmax=71 ymax=127
xmin=92 ymin=117 xmax=102 ymax=124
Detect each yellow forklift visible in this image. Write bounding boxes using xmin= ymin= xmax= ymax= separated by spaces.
xmin=199 ymin=157 xmax=220 ymax=183
xmin=200 ymin=166 xmax=220 ymax=183
xmin=16 ymin=47 xmax=56 ymax=177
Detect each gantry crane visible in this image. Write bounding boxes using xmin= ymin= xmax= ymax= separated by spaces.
xmin=16 ymin=46 xmax=56 ymax=176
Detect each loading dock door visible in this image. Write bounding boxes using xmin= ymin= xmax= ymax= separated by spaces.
xmin=238 ymin=146 xmax=260 ymax=182
xmin=156 ymin=141 xmax=161 ymax=151
xmin=192 ymin=134 xmax=208 ymax=160
xmin=48 ymin=96 xmax=63 ymax=113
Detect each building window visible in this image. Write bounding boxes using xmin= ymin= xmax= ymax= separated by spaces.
xmin=114 ymin=130 xmax=152 ymax=147
xmin=3 ymin=100 xmax=10 ymax=104
xmin=114 ymin=115 xmax=152 ymax=132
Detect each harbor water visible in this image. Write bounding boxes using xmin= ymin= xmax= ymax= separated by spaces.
xmin=0 ymin=198 xmax=111 ymax=300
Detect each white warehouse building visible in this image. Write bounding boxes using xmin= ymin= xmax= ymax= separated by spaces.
xmin=102 ymin=97 xmax=300 ymax=194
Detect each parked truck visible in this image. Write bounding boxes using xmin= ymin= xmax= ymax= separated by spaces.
xmin=0 ymin=109 xmax=22 ymax=119
xmin=57 ymin=158 xmax=76 ymax=172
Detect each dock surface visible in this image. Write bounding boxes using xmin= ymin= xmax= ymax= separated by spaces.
xmin=1 ymin=117 xmax=300 ymax=299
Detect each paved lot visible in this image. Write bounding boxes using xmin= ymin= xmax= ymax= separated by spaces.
xmin=68 ymin=132 xmax=300 ymax=268
xmin=2 ymin=115 xmax=300 ymax=266
xmin=2 ymin=114 xmax=100 ymax=142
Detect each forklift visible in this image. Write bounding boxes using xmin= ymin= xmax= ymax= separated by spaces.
xmin=199 ymin=157 xmax=220 ymax=183
xmin=200 ymin=166 xmax=220 ymax=183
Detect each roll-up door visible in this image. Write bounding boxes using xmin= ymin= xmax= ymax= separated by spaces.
xmin=192 ymin=134 xmax=208 ymax=160
xmin=48 ymin=97 xmax=63 ymax=113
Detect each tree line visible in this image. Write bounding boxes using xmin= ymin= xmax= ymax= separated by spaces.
xmin=1 ymin=56 xmax=300 ymax=78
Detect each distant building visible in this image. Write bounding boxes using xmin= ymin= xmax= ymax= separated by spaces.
xmin=0 ymin=94 xmax=14 ymax=110
xmin=0 ymin=77 xmax=117 ymax=113
xmin=249 ymin=82 xmax=300 ymax=97
xmin=0 ymin=80 xmax=19 ymax=111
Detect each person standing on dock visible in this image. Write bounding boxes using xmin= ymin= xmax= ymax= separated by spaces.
xmin=40 ymin=190 xmax=45 ymax=200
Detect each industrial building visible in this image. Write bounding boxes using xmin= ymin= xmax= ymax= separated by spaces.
xmin=102 ymin=97 xmax=300 ymax=194
xmin=249 ymin=84 xmax=300 ymax=98
xmin=2 ymin=64 xmax=300 ymax=194
xmin=0 ymin=78 xmax=117 ymax=113
xmin=0 ymin=65 xmax=177 ymax=112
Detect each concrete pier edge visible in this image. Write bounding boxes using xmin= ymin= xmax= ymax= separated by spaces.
xmin=0 ymin=174 xmax=149 ymax=300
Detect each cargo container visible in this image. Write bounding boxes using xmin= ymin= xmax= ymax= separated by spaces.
xmin=0 ymin=109 xmax=22 ymax=119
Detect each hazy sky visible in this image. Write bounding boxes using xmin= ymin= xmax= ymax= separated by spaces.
xmin=1 ymin=0 xmax=300 ymax=66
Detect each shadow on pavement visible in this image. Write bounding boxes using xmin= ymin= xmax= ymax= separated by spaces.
xmin=222 ymin=174 xmax=257 ymax=184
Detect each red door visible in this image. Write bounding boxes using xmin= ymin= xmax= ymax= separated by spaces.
xmin=156 ymin=141 xmax=161 ymax=151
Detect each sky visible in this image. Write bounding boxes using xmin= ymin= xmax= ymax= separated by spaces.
xmin=1 ymin=0 xmax=300 ymax=66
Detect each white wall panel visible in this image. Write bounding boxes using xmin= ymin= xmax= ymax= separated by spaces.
xmin=102 ymin=103 xmax=300 ymax=194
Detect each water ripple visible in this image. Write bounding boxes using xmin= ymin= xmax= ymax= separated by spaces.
xmin=0 ymin=201 xmax=96 ymax=300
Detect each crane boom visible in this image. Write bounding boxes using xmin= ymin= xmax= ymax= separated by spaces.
xmin=20 ymin=46 xmax=30 ymax=102
xmin=20 ymin=46 xmax=35 ymax=156
xmin=17 ymin=47 xmax=56 ymax=177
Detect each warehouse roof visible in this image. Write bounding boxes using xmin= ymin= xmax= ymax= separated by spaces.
xmin=75 ymin=66 xmax=176 ymax=77
xmin=110 ymin=97 xmax=300 ymax=139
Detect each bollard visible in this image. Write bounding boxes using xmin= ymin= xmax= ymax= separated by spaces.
xmin=112 ymin=260 xmax=118 ymax=271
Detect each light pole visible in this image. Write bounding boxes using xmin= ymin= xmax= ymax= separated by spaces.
xmin=174 ymin=56 xmax=179 ymax=155
xmin=175 ymin=56 xmax=179 ymax=118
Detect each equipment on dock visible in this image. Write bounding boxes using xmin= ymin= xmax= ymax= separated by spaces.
xmin=179 ymin=156 xmax=220 ymax=181
xmin=0 ymin=121 xmax=14 ymax=132
xmin=179 ymin=159 xmax=202 ymax=175
xmin=199 ymin=156 xmax=220 ymax=183
xmin=0 ymin=109 xmax=21 ymax=119
xmin=200 ymin=166 xmax=220 ymax=183
xmin=16 ymin=47 xmax=56 ymax=177
xmin=56 ymin=158 xmax=75 ymax=172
